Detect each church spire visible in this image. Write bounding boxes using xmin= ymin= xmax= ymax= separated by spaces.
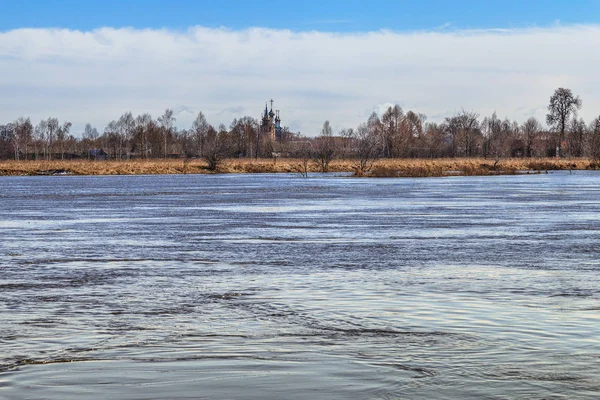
xmin=269 ymin=99 xmax=275 ymax=118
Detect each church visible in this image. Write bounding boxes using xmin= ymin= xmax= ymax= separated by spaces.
xmin=261 ymin=99 xmax=283 ymax=141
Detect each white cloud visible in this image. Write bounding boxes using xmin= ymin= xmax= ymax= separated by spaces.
xmin=1 ymin=25 xmax=599 ymax=136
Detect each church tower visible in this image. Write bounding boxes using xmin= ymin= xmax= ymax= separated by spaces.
xmin=261 ymin=99 xmax=283 ymax=141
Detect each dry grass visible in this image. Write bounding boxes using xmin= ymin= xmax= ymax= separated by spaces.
xmin=0 ymin=157 xmax=595 ymax=177
xmin=0 ymin=159 xmax=210 ymax=176
xmin=365 ymin=158 xmax=593 ymax=177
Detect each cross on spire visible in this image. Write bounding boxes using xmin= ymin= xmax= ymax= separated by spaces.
xmin=269 ymin=99 xmax=274 ymax=110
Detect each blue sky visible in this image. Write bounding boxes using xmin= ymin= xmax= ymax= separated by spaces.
xmin=2 ymin=0 xmax=600 ymax=32
xmin=1 ymin=1 xmax=600 ymax=134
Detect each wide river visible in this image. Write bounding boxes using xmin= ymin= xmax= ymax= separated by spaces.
xmin=0 ymin=172 xmax=599 ymax=399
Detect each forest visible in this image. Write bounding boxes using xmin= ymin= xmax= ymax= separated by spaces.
xmin=2 ymin=88 xmax=600 ymax=172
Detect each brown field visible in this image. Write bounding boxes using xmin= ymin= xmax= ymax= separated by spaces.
xmin=0 ymin=157 xmax=597 ymax=177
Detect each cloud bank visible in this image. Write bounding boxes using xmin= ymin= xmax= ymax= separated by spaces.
xmin=1 ymin=25 xmax=599 ymax=135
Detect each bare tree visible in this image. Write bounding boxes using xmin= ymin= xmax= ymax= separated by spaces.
xmin=337 ymin=128 xmax=354 ymax=159
xmin=46 ymin=118 xmax=59 ymax=160
xmin=445 ymin=110 xmax=481 ymax=157
xmin=381 ymin=105 xmax=403 ymax=157
xmin=482 ymin=112 xmax=501 ymax=159
xmin=0 ymin=123 xmax=15 ymax=159
xmin=14 ymin=117 xmax=33 ymax=160
xmin=229 ymin=116 xmax=257 ymax=158
xmin=133 ymin=114 xmax=154 ymax=159
xmin=363 ymin=112 xmax=381 ymax=157
xmin=191 ymin=111 xmax=209 ymax=158
xmin=404 ymin=110 xmax=425 ymax=157
xmin=313 ymin=120 xmax=335 ymax=172
xmin=567 ymin=118 xmax=586 ymax=157
xmin=352 ymin=123 xmax=379 ymax=175
xmin=104 ymin=120 xmax=119 ymax=159
xmin=546 ymin=88 xmax=582 ymax=157
xmin=117 ymin=112 xmax=135 ymax=159
xmin=82 ymin=123 xmax=100 ymax=159
xmin=588 ymin=116 xmax=600 ymax=165
xmin=423 ymin=122 xmax=446 ymax=158
xmin=34 ymin=120 xmax=47 ymax=160
xmin=203 ymin=125 xmax=227 ymax=171
xmin=158 ymin=109 xmax=176 ymax=158
xmin=56 ymin=121 xmax=72 ymax=159
xmin=296 ymin=140 xmax=312 ymax=177
xmin=521 ymin=117 xmax=541 ymax=157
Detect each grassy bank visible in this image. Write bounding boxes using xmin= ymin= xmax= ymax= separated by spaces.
xmin=0 ymin=157 xmax=597 ymax=177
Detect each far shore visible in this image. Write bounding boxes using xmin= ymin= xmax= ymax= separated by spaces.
xmin=0 ymin=157 xmax=597 ymax=177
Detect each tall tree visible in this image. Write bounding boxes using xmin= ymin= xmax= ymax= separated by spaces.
xmin=117 ymin=112 xmax=135 ymax=159
xmin=191 ymin=111 xmax=209 ymax=157
xmin=14 ymin=117 xmax=33 ymax=160
xmin=203 ymin=125 xmax=227 ymax=171
xmin=546 ymin=88 xmax=582 ymax=157
xmin=133 ymin=114 xmax=154 ymax=159
xmin=313 ymin=120 xmax=335 ymax=172
xmin=34 ymin=120 xmax=47 ymax=160
xmin=567 ymin=118 xmax=586 ymax=157
xmin=588 ymin=117 xmax=600 ymax=164
xmin=56 ymin=121 xmax=72 ymax=159
xmin=46 ymin=118 xmax=59 ymax=160
xmin=381 ymin=105 xmax=403 ymax=157
xmin=352 ymin=123 xmax=379 ymax=175
xmin=0 ymin=123 xmax=15 ymax=159
xmin=445 ymin=110 xmax=480 ymax=157
xmin=521 ymin=117 xmax=541 ymax=158
xmin=158 ymin=109 xmax=176 ymax=158
xmin=367 ymin=112 xmax=383 ymax=157
xmin=104 ymin=120 xmax=119 ymax=159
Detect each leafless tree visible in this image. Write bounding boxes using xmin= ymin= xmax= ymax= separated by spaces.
xmin=116 ymin=112 xmax=135 ymax=159
xmin=132 ymin=114 xmax=154 ymax=158
xmin=14 ymin=117 xmax=33 ymax=160
xmin=423 ymin=122 xmax=446 ymax=158
xmin=158 ymin=109 xmax=176 ymax=158
xmin=482 ymin=112 xmax=501 ymax=159
xmin=313 ymin=120 xmax=335 ymax=172
xmin=404 ymin=110 xmax=425 ymax=157
xmin=337 ymin=128 xmax=355 ymax=159
xmin=445 ymin=110 xmax=481 ymax=157
xmin=296 ymin=140 xmax=312 ymax=177
xmin=567 ymin=118 xmax=586 ymax=157
xmin=203 ymin=125 xmax=227 ymax=171
xmin=56 ymin=121 xmax=72 ymax=159
xmin=46 ymin=118 xmax=59 ymax=160
xmin=191 ymin=111 xmax=209 ymax=158
xmin=588 ymin=117 xmax=600 ymax=164
xmin=521 ymin=117 xmax=541 ymax=157
xmin=546 ymin=88 xmax=582 ymax=157
xmin=352 ymin=123 xmax=379 ymax=175
xmin=381 ymin=105 xmax=403 ymax=157
xmin=34 ymin=120 xmax=47 ymax=160
xmin=104 ymin=120 xmax=119 ymax=159
xmin=0 ymin=123 xmax=15 ymax=159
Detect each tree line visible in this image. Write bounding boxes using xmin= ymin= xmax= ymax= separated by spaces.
xmin=2 ymin=88 xmax=600 ymax=170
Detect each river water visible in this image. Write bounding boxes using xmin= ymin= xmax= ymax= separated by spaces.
xmin=0 ymin=172 xmax=599 ymax=399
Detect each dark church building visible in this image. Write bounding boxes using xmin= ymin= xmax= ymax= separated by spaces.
xmin=261 ymin=99 xmax=283 ymax=141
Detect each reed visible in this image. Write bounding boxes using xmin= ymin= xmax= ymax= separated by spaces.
xmin=0 ymin=157 xmax=594 ymax=177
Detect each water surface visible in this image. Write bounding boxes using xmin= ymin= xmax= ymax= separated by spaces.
xmin=1 ymin=172 xmax=599 ymax=399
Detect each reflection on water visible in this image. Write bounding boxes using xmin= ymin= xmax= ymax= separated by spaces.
xmin=1 ymin=172 xmax=600 ymax=399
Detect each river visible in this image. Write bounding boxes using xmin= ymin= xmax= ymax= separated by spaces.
xmin=1 ymin=172 xmax=599 ymax=399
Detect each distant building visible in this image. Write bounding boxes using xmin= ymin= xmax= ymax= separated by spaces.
xmin=89 ymin=149 xmax=108 ymax=160
xmin=261 ymin=99 xmax=283 ymax=141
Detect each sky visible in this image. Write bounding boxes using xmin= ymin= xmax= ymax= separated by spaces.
xmin=1 ymin=0 xmax=600 ymax=135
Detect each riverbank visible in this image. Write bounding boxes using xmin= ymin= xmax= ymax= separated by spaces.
xmin=0 ymin=158 xmax=596 ymax=177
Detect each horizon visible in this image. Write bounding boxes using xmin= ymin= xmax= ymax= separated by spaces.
xmin=1 ymin=1 xmax=600 ymax=136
